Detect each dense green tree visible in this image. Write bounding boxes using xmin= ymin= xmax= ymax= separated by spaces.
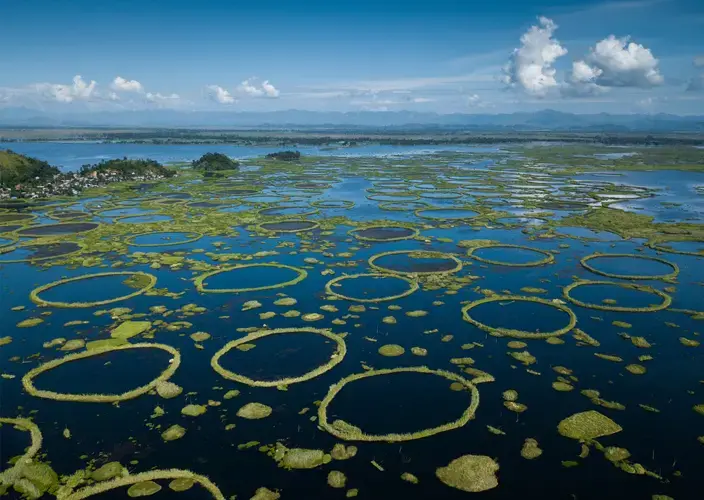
xmin=0 ymin=149 xmax=60 ymax=187
xmin=191 ymin=152 xmax=239 ymax=171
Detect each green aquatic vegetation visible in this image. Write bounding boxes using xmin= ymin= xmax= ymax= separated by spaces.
xmin=520 ymin=287 xmax=548 ymax=294
xmin=190 ymin=331 xmax=211 ymax=342
xmin=680 ymin=337 xmax=700 ymax=347
xmin=467 ymin=243 xmax=555 ymax=267
xmin=22 ymin=343 xmax=181 ymax=403
xmin=508 ymin=350 xmax=536 ymax=365
xmin=594 ymin=353 xmax=623 ymax=362
xmin=30 ymin=271 xmax=157 ymax=308
xmin=302 ymin=313 xmax=324 ymax=321
xmin=273 ymin=297 xmax=297 ymax=306
xmin=327 ymin=471 xmax=347 ymax=489
xmin=625 ymin=364 xmax=647 ymax=375
xmin=462 ymin=295 xmax=577 ymax=339
xmin=378 ymin=344 xmax=405 ymax=357
xmin=407 ymin=310 xmax=429 ymax=318
xmin=331 ymin=444 xmax=358 ymax=461
xmin=211 ymin=327 xmax=346 ymax=387
xmin=348 ymin=305 xmax=365 ymax=313
xmin=16 ymin=317 xmax=44 ymax=328
xmin=612 ymin=321 xmax=632 ymax=329
xmin=57 ymin=468 xmax=226 ymax=500
xmin=630 ymin=336 xmax=651 ymax=348
xmin=318 ymin=366 xmax=482 ymax=442
xmin=91 ymin=462 xmax=125 ymax=482
xmin=435 ymin=455 xmax=499 ymax=493
xmin=411 ymin=347 xmax=428 ymax=356
xmin=563 ymin=280 xmax=672 ymax=313
xmin=237 ymin=402 xmax=273 ymax=419
xmin=639 ymin=404 xmax=660 ymax=413
xmin=320 ymin=304 xmax=338 ymax=312
xmin=162 ymin=425 xmax=187 ymax=441
xmin=59 ymin=339 xmax=85 ymax=351
xmin=382 ymin=316 xmax=396 ymax=324
xmin=558 ymin=411 xmax=622 ymax=440
xmin=242 ymin=300 xmax=262 ymax=311
xmin=0 ymin=417 xmax=44 ymax=493
xmin=553 ymin=381 xmax=574 ymax=392
xmin=0 ymin=336 xmax=12 ymax=347
xmin=450 ymin=357 xmax=474 ymax=365
xmin=125 ymin=230 xmax=203 ymax=247
xmin=111 ymin=321 xmax=152 ymax=339
xmin=349 ymin=224 xmax=420 ymax=242
xmin=504 ymin=401 xmax=528 ymax=413
xmin=604 ymin=447 xmax=631 ymax=462
xmin=236 ymin=343 xmax=257 ymax=352
xmin=86 ymin=338 xmax=128 ymax=350
xmin=368 ymin=249 xmax=463 ymax=276
xmin=194 ymin=263 xmax=307 ymax=293
xmin=400 ymin=472 xmax=419 ymax=484
xmin=250 ymin=486 xmax=280 ymax=500
xmin=507 ymin=340 xmax=527 ymax=349
xmin=580 ymin=253 xmax=679 ymax=281
xmin=572 ymin=328 xmax=600 ymax=347
xmin=224 ymin=389 xmax=240 ymax=399
xmin=502 ymin=390 xmax=519 ymax=401
xmin=181 ymin=404 xmax=207 ymax=417
xmin=692 ymin=404 xmax=704 ymax=416
xmin=487 ymin=425 xmax=506 ymax=435
xmin=168 ymin=478 xmax=195 ymax=492
xmin=521 ymin=438 xmax=543 ymax=459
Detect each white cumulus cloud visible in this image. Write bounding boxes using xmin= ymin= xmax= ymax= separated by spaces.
xmin=146 ymin=92 xmax=180 ymax=103
xmin=583 ymin=35 xmax=664 ymax=87
xmin=111 ymin=76 xmax=144 ymax=93
xmin=239 ymin=78 xmax=280 ymax=98
xmin=35 ymin=75 xmax=97 ymax=103
xmin=502 ymin=17 xmax=567 ymax=97
xmin=261 ymin=80 xmax=280 ymax=98
xmin=206 ymin=85 xmax=236 ymax=104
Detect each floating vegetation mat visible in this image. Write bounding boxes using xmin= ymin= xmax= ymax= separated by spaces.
xmin=2 ymin=144 xmax=703 ymax=499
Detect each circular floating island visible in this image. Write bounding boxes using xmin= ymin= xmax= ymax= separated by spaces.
xmin=368 ymin=250 xmax=462 ymax=276
xmin=349 ymin=225 xmax=419 ymax=242
xmin=30 ymin=271 xmax=157 ymax=308
xmin=257 ymin=220 xmax=320 ymax=233
xmin=563 ymin=280 xmax=672 ymax=312
xmin=325 ymin=273 xmax=419 ymax=303
xmin=211 ymin=327 xmax=347 ymax=387
xmin=466 ymin=243 xmax=554 ymax=267
xmin=16 ymin=222 xmax=99 ymax=238
xmin=194 ymin=263 xmax=307 ymax=293
xmin=125 ymin=230 xmax=203 ymax=247
xmin=580 ymin=253 xmax=679 ymax=281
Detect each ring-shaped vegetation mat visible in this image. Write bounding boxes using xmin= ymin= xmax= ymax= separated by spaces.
xmin=211 ymin=327 xmax=346 ymax=387
xmin=325 ymin=273 xmax=419 ymax=303
xmin=0 ymin=224 xmax=24 ymax=234
xmin=59 ymin=469 xmax=226 ymax=500
xmin=240 ymin=194 xmax=290 ymax=204
xmin=257 ymin=219 xmax=320 ymax=233
xmin=0 ymin=233 xmax=18 ymax=249
xmin=367 ymin=193 xmax=420 ymax=202
xmin=563 ymin=280 xmax=672 ymax=312
xmin=115 ymin=214 xmax=173 ymax=224
xmin=467 ymin=244 xmax=555 ymax=267
xmin=46 ymin=210 xmax=91 ymax=221
xmin=258 ymin=205 xmax=319 ymax=217
xmin=125 ymin=230 xmax=204 ymax=247
xmin=415 ymin=207 xmax=478 ymax=220
xmin=194 ymin=263 xmax=307 ymax=293
xmin=318 ymin=367 xmax=481 ymax=443
xmin=187 ymin=200 xmax=236 ymax=210
xmin=21 ymin=343 xmax=180 ymax=403
xmin=30 ymin=271 xmax=157 ymax=308
xmin=461 ymin=295 xmax=577 ymax=339
xmin=95 ymin=207 xmax=157 ymax=218
xmin=349 ymin=225 xmax=420 ymax=242
xmin=0 ymin=213 xmax=37 ymax=225
xmin=580 ymin=253 xmax=679 ymax=281
xmin=311 ymin=199 xmax=355 ymax=209
xmin=649 ymin=239 xmax=704 ymax=257
xmin=369 ymin=250 xmax=463 ymax=276
xmin=15 ymin=222 xmax=99 ymax=238
xmin=418 ymin=191 xmax=464 ymax=200
xmin=378 ymin=201 xmax=430 ymax=212
xmin=0 ymin=417 xmax=42 ymax=475
xmin=0 ymin=241 xmax=82 ymax=264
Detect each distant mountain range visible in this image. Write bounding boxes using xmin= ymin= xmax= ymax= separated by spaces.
xmin=1 ymin=107 xmax=703 ymax=132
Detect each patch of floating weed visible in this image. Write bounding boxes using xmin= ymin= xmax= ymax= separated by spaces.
xmin=462 ymin=295 xmax=576 ymax=339
xmin=521 ymin=438 xmax=543 ymax=459
xmin=349 ymin=224 xmax=419 ymax=242
xmin=302 ymin=313 xmax=324 ymax=322
xmin=680 ymin=337 xmax=700 ymax=347
xmin=111 ymin=321 xmax=152 ymax=340
xmin=378 ymin=344 xmax=405 ymax=357
xmin=57 ymin=469 xmax=226 ymax=500
xmin=325 ymin=273 xmax=419 ymax=303
xmin=625 ymin=364 xmax=647 ymax=375
xmin=327 ymin=471 xmax=347 ymax=489
xmin=0 ymin=417 xmax=43 ymax=487
xmin=580 ymin=253 xmax=679 ymax=281
xmin=30 ymin=272 xmax=156 ymax=308
xmin=318 ymin=366 xmax=485 ymax=442
xmin=466 ymin=243 xmax=554 ymax=267
xmin=211 ymin=327 xmax=346 ymax=387
xmin=250 ymin=487 xmax=280 ymax=500
xmin=194 ymin=263 xmax=307 ymax=293
xmin=368 ymin=250 xmax=462 ymax=276
xmin=181 ymin=404 xmax=207 ymax=417
xmin=22 ymin=343 xmax=180 ymax=403
xmin=557 ymin=410 xmax=622 ymax=440
xmin=411 ymin=347 xmax=428 ymax=356
xmin=237 ymin=402 xmax=273 ymax=420
xmin=435 ymin=455 xmax=499 ymax=493
xmin=563 ymin=280 xmax=672 ymax=312
xmin=125 ymin=230 xmax=203 ymax=247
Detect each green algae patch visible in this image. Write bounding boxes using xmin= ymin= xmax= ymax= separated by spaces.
xmin=318 ymin=366 xmax=482 ymax=442
xmin=406 ymin=310 xmax=428 ymax=317
xmin=190 ymin=331 xmax=211 ymax=342
xmin=111 ymin=321 xmax=152 ymax=340
xmin=181 ymin=404 xmax=207 ymax=417
xmin=274 ymin=446 xmax=330 ymax=469
xmin=0 ymin=417 xmax=44 ymax=493
xmin=327 ymin=471 xmax=347 ymax=489
xmin=563 ymin=280 xmax=672 ymax=313
xmin=595 ymin=353 xmax=623 ymax=363
xmin=125 ymin=230 xmax=203 ymax=247
xmin=17 ymin=318 xmax=44 ymax=328
xmin=155 ymin=380 xmax=182 ymax=399
xmin=274 ymin=297 xmax=297 ymax=306
xmin=625 ymin=364 xmax=647 ymax=375
xmin=378 ymin=344 xmax=405 ymax=357
xmin=612 ymin=321 xmax=632 ymax=329
xmin=237 ymin=402 xmax=273 ymax=419
xmin=91 ymin=462 xmax=125 ymax=482
xmin=30 ymin=272 xmax=156 ymax=308
xmin=436 ymin=455 xmax=499 ymax=493
xmin=325 ymin=273 xmax=419 ymax=303
xmin=194 ymin=263 xmax=307 ymax=293
xmin=331 ymin=444 xmax=358 ymax=461
xmin=520 ymin=287 xmax=548 ymax=294
xmin=242 ymin=300 xmax=262 ymax=311
xmin=162 ymin=425 xmax=187 ymax=441
xmin=508 ymin=350 xmax=536 ymax=365
xmin=0 ymin=336 xmax=13 ymax=347
xmin=302 ymin=313 xmax=324 ymax=322
xmin=580 ymin=253 xmax=679 ymax=281
xmin=168 ymin=478 xmax=195 ymax=492
xmin=401 ymin=472 xmax=419 ymax=484
xmin=61 ymin=339 xmax=86 ymax=351
xmin=467 ymin=243 xmax=554 ymax=267
xmin=211 ymin=327 xmax=346 ymax=387
xmin=411 ymin=347 xmax=428 ymax=356
xmin=558 ymin=410 xmax=622 ymax=440
xmin=22 ymin=343 xmax=180 ymax=403
xmin=383 ymin=316 xmax=397 ymax=324
xmin=250 ymin=486 xmax=280 ymax=500
xmin=680 ymin=337 xmax=700 ymax=347
xmin=552 ymin=381 xmax=574 ymax=392
xmin=462 ymin=295 xmax=576 ymax=339
xmin=521 ymin=438 xmax=543 ymax=459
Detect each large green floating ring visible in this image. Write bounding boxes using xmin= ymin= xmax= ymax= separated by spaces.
xmin=563 ymin=280 xmax=672 ymax=312
xmin=0 ymin=233 xmax=19 ymax=249
xmin=211 ymin=327 xmax=346 ymax=387
xmin=467 ymin=243 xmax=554 ymax=267
xmin=349 ymin=225 xmax=419 ymax=242
xmin=59 ymin=469 xmax=226 ymax=500
xmin=256 ymin=219 xmax=321 ymax=233
xmin=368 ymin=250 xmax=463 ymax=276
xmin=30 ymin=271 xmax=157 ymax=308
xmin=125 ymin=230 xmax=204 ymax=247
xmin=21 ymin=343 xmax=181 ymax=403
xmin=325 ymin=273 xmax=419 ymax=303
xmin=0 ymin=213 xmax=37 ymax=226
xmin=0 ymin=241 xmax=83 ymax=264
xmin=0 ymin=417 xmax=42 ymax=473
xmin=648 ymin=239 xmax=704 ymax=257
xmin=580 ymin=253 xmax=679 ymax=281
xmin=318 ymin=366 xmax=481 ymax=443
xmin=461 ymin=295 xmax=577 ymax=339
xmin=310 ymin=199 xmax=355 ymax=209
xmin=194 ymin=263 xmax=307 ymax=293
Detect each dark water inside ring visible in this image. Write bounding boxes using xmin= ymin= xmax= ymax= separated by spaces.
xmin=355 ymin=227 xmax=415 ymax=240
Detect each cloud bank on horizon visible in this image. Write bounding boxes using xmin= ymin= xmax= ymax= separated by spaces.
xmin=1 ymin=3 xmax=702 ymax=115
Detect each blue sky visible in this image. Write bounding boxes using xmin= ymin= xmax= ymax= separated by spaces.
xmin=1 ymin=0 xmax=703 ymax=114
